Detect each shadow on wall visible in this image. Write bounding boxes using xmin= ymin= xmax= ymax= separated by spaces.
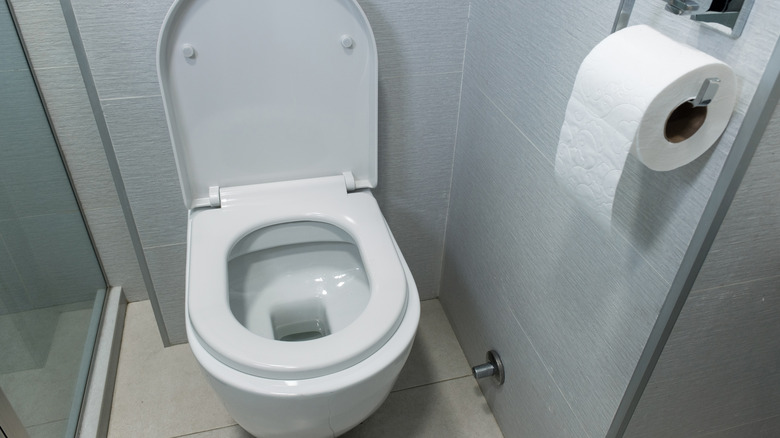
xmin=612 ymin=145 xmax=718 ymax=251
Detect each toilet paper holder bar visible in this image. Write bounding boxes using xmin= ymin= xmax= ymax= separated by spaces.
xmin=693 ymin=77 xmax=720 ymax=107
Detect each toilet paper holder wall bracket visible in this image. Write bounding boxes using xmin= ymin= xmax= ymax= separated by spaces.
xmin=692 ymin=78 xmax=720 ymax=107
xmin=661 ymin=0 xmax=754 ymax=39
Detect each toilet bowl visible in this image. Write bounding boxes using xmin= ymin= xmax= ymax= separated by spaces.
xmin=157 ymin=0 xmax=420 ymax=436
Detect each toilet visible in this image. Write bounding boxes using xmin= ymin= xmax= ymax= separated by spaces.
xmin=156 ymin=0 xmax=420 ymax=437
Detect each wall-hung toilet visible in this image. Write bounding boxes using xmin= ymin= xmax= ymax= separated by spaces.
xmin=156 ymin=0 xmax=420 ymax=437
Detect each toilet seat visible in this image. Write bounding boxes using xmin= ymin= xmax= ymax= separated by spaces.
xmin=187 ymin=176 xmax=408 ymax=380
xmin=158 ymin=0 xmax=379 ymax=210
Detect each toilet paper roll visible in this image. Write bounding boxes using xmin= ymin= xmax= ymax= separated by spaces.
xmin=555 ymin=25 xmax=736 ymax=226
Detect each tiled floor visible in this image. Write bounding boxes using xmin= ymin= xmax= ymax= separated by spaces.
xmin=0 ymin=302 xmax=95 ymax=438
xmin=108 ymin=299 xmax=504 ymax=438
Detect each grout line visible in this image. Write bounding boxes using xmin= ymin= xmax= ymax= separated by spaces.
xmin=693 ymin=413 xmax=780 ymax=438
xmin=390 ymin=374 xmax=472 ymax=394
xmin=170 ymin=423 xmax=240 ymax=438
xmin=99 ymin=94 xmax=161 ymax=102
xmin=439 ymin=2 xmax=471 ymax=299
xmin=3 ymin=209 xmax=82 ymax=221
xmin=688 ymin=272 xmax=780 ymax=294
xmin=32 ymin=65 xmax=78 ymax=71
xmin=505 ymin=304 xmax=594 ymax=438
xmin=23 ymin=417 xmax=68 ymax=430
xmin=143 ymin=241 xmax=186 ymax=251
xmin=476 ymin=85 xmax=552 ymax=167
xmin=381 ymin=70 xmax=463 ymax=81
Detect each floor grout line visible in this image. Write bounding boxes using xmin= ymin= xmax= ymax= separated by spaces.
xmin=170 ymin=423 xmax=240 ymax=438
xmin=391 ymin=373 xmax=473 ymax=394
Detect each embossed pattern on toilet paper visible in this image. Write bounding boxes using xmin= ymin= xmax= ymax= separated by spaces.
xmin=555 ymin=44 xmax=649 ymax=225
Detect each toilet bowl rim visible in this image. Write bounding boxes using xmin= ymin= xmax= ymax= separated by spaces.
xmin=186 ymin=189 xmax=409 ymax=380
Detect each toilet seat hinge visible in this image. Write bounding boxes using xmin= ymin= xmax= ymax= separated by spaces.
xmin=208 ymin=186 xmax=221 ymax=207
xmin=342 ymin=171 xmax=356 ymax=192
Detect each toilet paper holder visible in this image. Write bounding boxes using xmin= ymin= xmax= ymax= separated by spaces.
xmin=661 ymin=0 xmax=753 ymax=39
xmin=693 ymin=78 xmax=720 ymax=107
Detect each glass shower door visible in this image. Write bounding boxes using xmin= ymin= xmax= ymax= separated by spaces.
xmin=0 ymin=1 xmax=107 ymax=436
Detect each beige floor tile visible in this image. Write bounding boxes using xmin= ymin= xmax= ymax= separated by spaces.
xmin=0 ymin=306 xmax=58 ymax=373
xmin=0 ymin=306 xmax=92 ymax=428
xmin=26 ymin=419 xmax=67 ymax=438
xmin=343 ymin=376 xmax=504 ymax=438
xmin=175 ymin=425 xmax=252 ymax=438
xmin=107 ymin=301 xmax=235 ymax=438
xmin=393 ymin=299 xmax=472 ymax=391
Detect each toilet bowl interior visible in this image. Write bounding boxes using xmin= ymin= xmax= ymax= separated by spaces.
xmin=227 ymin=221 xmax=371 ymax=342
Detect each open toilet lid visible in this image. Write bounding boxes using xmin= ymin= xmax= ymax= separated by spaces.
xmin=157 ymin=0 xmax=378 ymax=209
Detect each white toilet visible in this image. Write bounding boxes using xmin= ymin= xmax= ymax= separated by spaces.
xmin=156 ymin=0 xmax=420 ymax=437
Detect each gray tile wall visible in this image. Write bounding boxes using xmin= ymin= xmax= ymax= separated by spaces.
xmin=624 ymin=98 xmax=780 ymax=437
xmin=67 ymin=0 xmax=469 ymax=343
xmin=0 ymin=0 xmax=104 ymax=313
xmin=7 ymin=0 xmax=148 ymax=303
xmin=440 ymin=1 xmax=780 ymax=438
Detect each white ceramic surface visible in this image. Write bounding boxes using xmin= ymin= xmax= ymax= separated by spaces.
xmin=158 ymin=0 xmax=379 ymax=209
xmin=159 ymin=0 xmax=420 ymax=435
xmin=187 ymin=241 xmax=419 ymax=438
xmin=187 ymin=177 xmax=408 ymax=380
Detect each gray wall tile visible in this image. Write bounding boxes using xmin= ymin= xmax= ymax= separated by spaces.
xmin=0 ymin=2 xmax=109 ymax=317
xmin=85 ymin=206 xmax=148 ymax=302
xmin=463 ymin=0 xmax=614 ymax=159
xmin=101 ymin=96 xmax=188 ymax=249
xmin=374 ymin=72 xmax=461 ymax=300
xmin=0 ymin=234 xmax=30 ymax=315
xmin=145 ymin=243 xmax=187 ymax=344
xmin=442 ymin=0 xmax=780 ymax=436
xmin=0 ymin=213 xmax=104 ymax=308
xmin=0 ymin=69 xmax=77 ymax=217
xmin=625 ymin=276 xmax=780 ymax=438
xmin=357 ymin=0 xmax=470 ymax=79
xmin=69 ymin=0 xmax=175 ymax=99
xmin=33 ymin=66 xmax=118 ymax=212
xmin=442 ymin=83 xmax=668 ymax=437
xmin=0 ymin=0 xmax=27 ymax=73
xmin=693 ymin=100 xmax=780 ymax=291
xmin=625 ymin=99 xmax=780 ymax=437
xmin=698 ymin=415 xmax=780 ymax=438
xmin=0 ymin=170 xmax=15 ymax=224
xmin=9 ymin=0 xmax=149 ymax=302
xmin=7 ymin=0 xmax=78 ymax=70
xmin=441 ymin=288 xmax=588 ymax=438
